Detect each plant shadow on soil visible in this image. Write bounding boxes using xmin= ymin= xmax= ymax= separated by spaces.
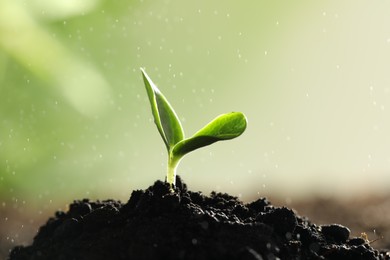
xmin=8 ymin=176 xmax=390 ymax=260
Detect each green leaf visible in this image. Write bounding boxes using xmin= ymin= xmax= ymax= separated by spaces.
xmin=141 ymin=68 xmax=184 ymax=150
xmin=172 ymin=112 xmax=247 ymax=158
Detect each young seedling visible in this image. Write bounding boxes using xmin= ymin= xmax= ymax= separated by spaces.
xmin=141 ymin=68 xmax=247 ymax=190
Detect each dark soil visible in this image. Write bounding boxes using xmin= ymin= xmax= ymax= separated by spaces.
xmin=9 ymin=176 xmax=390 ymax=260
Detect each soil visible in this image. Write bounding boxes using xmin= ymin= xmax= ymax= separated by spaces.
xmin=9 ymin=176 xmax=390 ymax=260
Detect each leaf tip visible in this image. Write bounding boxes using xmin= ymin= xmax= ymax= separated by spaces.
xmin=140 ymin=67 xmax=147 ymax=78
xmin=229 ymin=111 xmax=248 ymax=135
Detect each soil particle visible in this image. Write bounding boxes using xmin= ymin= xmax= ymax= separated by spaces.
xmin=321 ymin=224 xmax=350 ymax=244
xmin=9 ymin=176 xmax=390 ymax=260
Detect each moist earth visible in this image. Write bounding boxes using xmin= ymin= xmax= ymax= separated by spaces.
xmin=9 ymin=176 xmax=390 ymax=260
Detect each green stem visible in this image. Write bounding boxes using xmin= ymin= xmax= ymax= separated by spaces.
xmin=167 ymin=154 xmax=181 ymax=189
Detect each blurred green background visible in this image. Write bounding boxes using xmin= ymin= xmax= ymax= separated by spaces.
xmin=1 ymin=0 xmax=390 ymax=256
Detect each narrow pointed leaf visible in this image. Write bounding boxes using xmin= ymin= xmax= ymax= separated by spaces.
xmin=141 ymin=68 xmax=184 ymax=150
xmin=172 ymin=112 xmax=247 ymax=158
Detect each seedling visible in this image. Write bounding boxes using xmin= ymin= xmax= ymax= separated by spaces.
xmin=141 ymin=68 xmax=247 ymax=189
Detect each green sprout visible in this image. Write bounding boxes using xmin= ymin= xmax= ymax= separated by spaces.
xmin=141 ymin=68 xmax=247 ymax=189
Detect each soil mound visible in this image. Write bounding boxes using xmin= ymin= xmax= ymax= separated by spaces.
xmin=9 ymin=177 xmax=390 ymax=260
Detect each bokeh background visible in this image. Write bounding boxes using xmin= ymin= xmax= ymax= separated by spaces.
xmin=1 ymin=0 xmax=390 ymax=257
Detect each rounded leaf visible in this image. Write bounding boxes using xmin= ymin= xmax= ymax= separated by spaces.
xmin=172 ymin=112 xmax=247 ymax=158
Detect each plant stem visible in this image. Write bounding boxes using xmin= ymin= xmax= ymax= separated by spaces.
xmin=167 ymin=154 xmax=180 ymax=190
